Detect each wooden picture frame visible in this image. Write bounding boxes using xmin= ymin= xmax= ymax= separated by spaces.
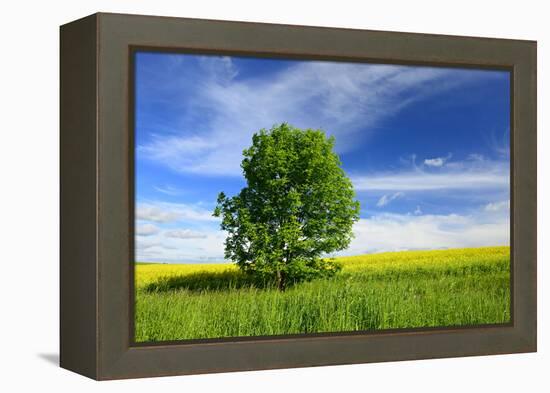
xmin=60 ymin=12 xmax=537 ymax=380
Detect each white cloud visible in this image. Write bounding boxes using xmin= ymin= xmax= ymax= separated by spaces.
xmin=136 ymin=204 xmax=181 ymax=223
xmin=153 ymin=185 xmax=181 ymax=196
xmin=484 ymin=200 xmax=510 ymax=212
xmin=424 ymin=153 xmax=452 ymax=167
xmin=138 ymin=58 xmax=496 ymax=176
xmin=376 ymin=192 xmax=404 ymax=207
xmin=424 ymin=157 xmax=445 ymax=167
xmin=135 ymin=201 xmax=223 ymax=262
xmin=467 ymin=153 xmax=485 ymax=162
xmin=488 ymin=128 xmax=510 ymax=158
xmin=352 ymin=158 xmax=508 ymax=192
xmin=136 ymin=224 xmax=160 ymax=236
xmin=136 ymin=239 xmax=163 ymax=250
xmin=198 ymin=55 xmax=239 ymax=82
xmin=136 ymin=202 xmax=218 ymax=223
xmin=135 ymin=203 xmax=509 ymax=262
xmin=165 ymin=229 xmax=208 ymax=239
xmin=339 ymin=209 xmax=509 ymax=256
xmin=135 ymin=228 xmax=227 ymax=263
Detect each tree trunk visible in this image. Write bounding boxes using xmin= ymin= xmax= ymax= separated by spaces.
xmin=276 ymin=270 xmax=286 ymax=291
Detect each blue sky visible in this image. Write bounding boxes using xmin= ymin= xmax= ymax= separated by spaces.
xmin=134 ymin=51 xmax=510 ymax=263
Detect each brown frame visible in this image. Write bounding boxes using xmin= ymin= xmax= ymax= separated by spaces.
xmin=60 ymin=12 xmax=537 ymax=380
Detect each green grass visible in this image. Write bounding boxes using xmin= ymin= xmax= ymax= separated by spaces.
xmin=135 ymin=246 xmax=510 ymax=342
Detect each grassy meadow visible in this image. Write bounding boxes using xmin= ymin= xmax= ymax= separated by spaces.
xmin=134 ymin=246 xmax=510 ymax=342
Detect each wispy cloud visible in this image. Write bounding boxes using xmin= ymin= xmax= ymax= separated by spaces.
xmin=484 ymin=200 xmax=510 ymax=212
xmin=136 ymin=204 xmax=181 ymax=223
xmin=153 ymin=185 xmax=183 ymax=196
xmin=424 ymin=153 xmax=452 ymax=167
xmin=135 ymin=201 xmax=224 ymax=262
xmin=136 ymin=239 xmax=175 ymax=251
xmin=137 ymin=56 xmax=498 ymax=177
xmin=376 ymin=192 xmax=404 ymax=207
xmin=136 ymin=202 xmax=218 ymax=224
xmin=135 ymin=227 xmax=226 ymax=263
xmin=487 ymin=128 xmax=511 ymax=158
xmin=352 ymin=158 xmax=508 ymax=192
xmin=467 ymin=153 xmax=485 ymax=162
xmin=165 ymin=229 xmax=208 ymax=239
xmin=136 ymin=224 xmax=160 ymax=236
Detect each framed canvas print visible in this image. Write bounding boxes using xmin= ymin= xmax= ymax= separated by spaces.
xmin=60 ymin=12 xmax=537 ymax=380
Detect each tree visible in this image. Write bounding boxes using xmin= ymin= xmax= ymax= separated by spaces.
xmin=214 ymin=123 xmax=360 ymax=290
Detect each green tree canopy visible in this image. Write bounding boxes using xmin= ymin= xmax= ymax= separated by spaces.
xmin=214 ymin=123 xmax=360 ymax=290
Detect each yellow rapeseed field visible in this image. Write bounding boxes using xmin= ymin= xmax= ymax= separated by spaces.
xmin=136 ymin=246 xmax=509 ymax=287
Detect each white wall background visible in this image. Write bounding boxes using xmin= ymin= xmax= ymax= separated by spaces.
xmin=0 ymin=0 xmax=546 ymax=391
